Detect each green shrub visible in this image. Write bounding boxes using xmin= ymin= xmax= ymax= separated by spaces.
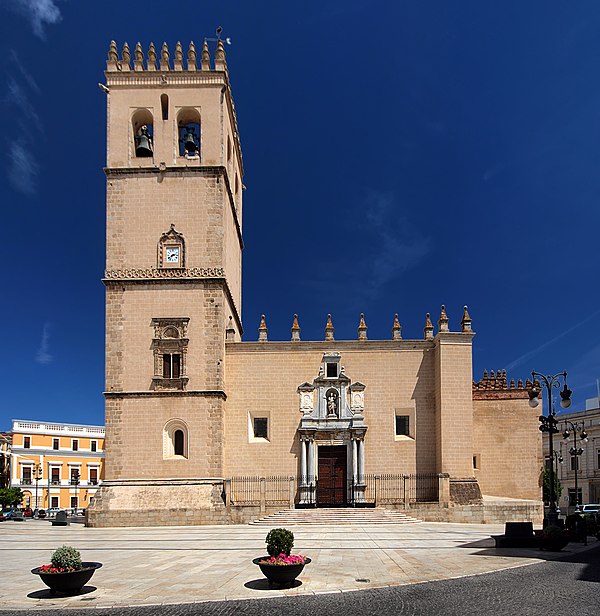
xmin=51 ymin=546 xmax=82 ymax=570
xmin=565 ymin=514 xmax=579 ymax=531
xmin=582 ymin=514 xmax=598 ymax=535
xmin=265 ymin=528 xmax=294 ymax=556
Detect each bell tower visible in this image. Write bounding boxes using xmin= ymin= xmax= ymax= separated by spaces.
xmin=89 ymin=39 xmax=244 ymax=526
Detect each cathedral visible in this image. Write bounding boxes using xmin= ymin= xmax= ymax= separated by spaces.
xmin=88 ymin=40 xmax=543 ymax=527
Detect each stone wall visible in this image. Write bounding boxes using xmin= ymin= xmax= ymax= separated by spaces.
xmin=86 ymin=479 xmax=229 ymax=527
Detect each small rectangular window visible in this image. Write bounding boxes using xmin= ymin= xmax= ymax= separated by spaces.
xmin=53 ymin=438 xmax=59 ymax=450
xmin=395 ymin=415 xmax=410 ymax=437
xmin=22 ymin=467 xmax=32 ymax=482
xmin=326 ymin=363 xmax=338 ymax=378
xmin=51 ymin=467 xmax=60 ymax=484
xmin=163 ymin=353 xmax=181 ymax=378
xmin=51 ymin=496 xmax=59 ymax=508
xmin=23 ymin=436 xmax=31 ymax=449
xmin=90 ymin=440 xmax=97 ymax=452
xmin=72 ymin=439 xmax=78 ymax=451
xmin=89 ymin=468 xmax=98 ymax=484
xmin=597 ymin=449 xmax=600 ymax=469
xmin=253 ymin=417 xmax=268 ymax=439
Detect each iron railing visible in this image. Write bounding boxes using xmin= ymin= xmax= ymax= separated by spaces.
xmin=229 ymin=473 xmax=440 ymax=507
xmin=230 ymin=475 xmax=291 ymax=506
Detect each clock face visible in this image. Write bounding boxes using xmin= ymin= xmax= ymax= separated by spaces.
xmin=165 ymin=247 xmax=180 ymax=263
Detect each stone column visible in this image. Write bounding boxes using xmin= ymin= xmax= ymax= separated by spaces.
xmin=307 ymin=440 xmax=315 ymax=485
xmin=352 ymin=439 xmax=358 ymax=483
xmin=358 ymin=439 xmax=365 ymax=483
xmin=300 ymin=440 xmax=307 ymax=484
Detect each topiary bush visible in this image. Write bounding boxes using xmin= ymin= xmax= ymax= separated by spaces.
xmin=51 ymin=546 xmax=82 ymax=571
xmin=265 ymin=528 xmax=294 ymax=556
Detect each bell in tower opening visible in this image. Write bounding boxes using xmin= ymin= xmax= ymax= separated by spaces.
xmin=135 ymin=125 xmax=153 ymax=157
xmin=180 ymin=124 xmax=199 ymax=156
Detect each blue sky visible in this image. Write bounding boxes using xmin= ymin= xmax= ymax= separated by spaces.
xmin=1 ymin=1 xmax=599 ymax=429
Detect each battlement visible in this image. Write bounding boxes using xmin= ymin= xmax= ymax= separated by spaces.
xmin=106 ymin=40 xmax=226 ymax=73
xmin=472 ymin=369 xmax=534 ymax=399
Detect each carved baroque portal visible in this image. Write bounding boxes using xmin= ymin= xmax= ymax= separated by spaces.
xmin=296 ymin=353 xmax=367 ymax=505
xmin=297 ymin=352 xmax=366 ymax=426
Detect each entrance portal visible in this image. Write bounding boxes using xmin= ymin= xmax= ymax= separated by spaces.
xmin=317 ymin=445 xmax=347 ymax=506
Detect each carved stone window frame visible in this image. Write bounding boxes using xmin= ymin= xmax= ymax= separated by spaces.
xmin=151 ymin=317 xmax=190 ymax=391
xmin=158 ymin=224 xmax=185 ymax=269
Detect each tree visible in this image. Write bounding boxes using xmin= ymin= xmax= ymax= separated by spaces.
xmin=0 ymin=487 xmax=24 ymax=509
xmin=542 ymin=468 xmax=562 ymax=504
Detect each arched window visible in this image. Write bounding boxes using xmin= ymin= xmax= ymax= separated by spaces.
xmin=163 ymin=419 xmax=189 ymax=459
xmin=131 ymin=108 xmax=154 ymax=159
xmin=174 ymin=430 xmax=184 ymax=456
xmin=177 ymin=108 xmax=201 ymax=158
xmin=160 ymin=93 xmax=169 ymax=120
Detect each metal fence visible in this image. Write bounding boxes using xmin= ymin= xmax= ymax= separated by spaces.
xmin=358 ymin=473 xmax=439 ymax=504
xmin=230 ymin=475 xmax=291 ymax=506
xmin=230 ymin=473 xmax=440 ymax=507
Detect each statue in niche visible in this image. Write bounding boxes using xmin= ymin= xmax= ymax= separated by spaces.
xmin=326 ymin=390 xmax=338 ymax=417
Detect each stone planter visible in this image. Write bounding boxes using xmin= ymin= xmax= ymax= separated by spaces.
xmin=31 ymin=562 xmax=102 ymax=595
xmin=536 ymin=528 xmax=571 ymax=552
xmin=253 ymin=556 xmax=311 ymax=587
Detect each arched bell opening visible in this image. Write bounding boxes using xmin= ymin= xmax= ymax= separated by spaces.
xmin=131 ymin=108 xmax=154 ymax=159
xmin=177 ymin=108 xmax=201 ymax=158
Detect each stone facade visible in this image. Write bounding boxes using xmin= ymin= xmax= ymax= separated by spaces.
xmin=87 ymin=40 xmax=543 ymax=527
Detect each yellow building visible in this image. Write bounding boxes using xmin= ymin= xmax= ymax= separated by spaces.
xmin=10 ymin=420 xmax=105 ymax=511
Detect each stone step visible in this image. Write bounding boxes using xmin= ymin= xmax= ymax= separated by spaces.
xmin=251 ymin=507 xmax=421 ymax=525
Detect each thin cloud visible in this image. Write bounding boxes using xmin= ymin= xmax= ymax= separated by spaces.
xmin=8 ymin=0 xmax=62 ymax=39
xmin=504 ymin=308 xmax=600 ymax=372
xmin=7 ymin=142 xmax=39 ymax=195
xmin=4 ymin=50 xmax=44 ymax=194
xmin=10 ymin=49 xmax=40 ymax=93
xmin=35 ymin=322 xmax=53 ymax=364
xmin=363 ymin=191 xmax=432 ymax=296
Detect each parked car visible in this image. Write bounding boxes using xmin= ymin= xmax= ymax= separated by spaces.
xmin=581 ymin=504 xmax=600 ymax=518
xmin=37 ymin=509 xmax=47 ymax=519
xmin=22 ymin=507 xmax=33 ymax=518
xmin=46 ymin=507 xmax=63 ymax=518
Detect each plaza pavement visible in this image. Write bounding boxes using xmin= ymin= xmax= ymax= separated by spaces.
xmin=0 ymin=518 xmax=596 ymax=611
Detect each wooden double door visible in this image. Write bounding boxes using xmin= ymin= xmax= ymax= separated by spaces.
xmin=317 ymin=446 xmax=347 ymax=506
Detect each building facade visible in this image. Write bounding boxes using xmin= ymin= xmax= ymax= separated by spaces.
xmin=546 ymin=399 xmax=600 ymax=511
xmin=0 ymin=432 xmax=10 ymax=488
xmin=10 ymin=420 xmax=105 ymax=510
xmin=88 ymin=40 xmax=543 ymax=527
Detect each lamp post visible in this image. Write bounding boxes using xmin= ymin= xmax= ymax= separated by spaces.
xmin=529 ymin=370 xmax=572 ymax=527
xmin=562 ymin=420 xmax=587 ymax=512
xmin=33 ymin=463 xmax=43 ymax=511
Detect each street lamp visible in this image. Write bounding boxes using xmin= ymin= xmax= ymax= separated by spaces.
xmin=529 ymin=370 xmax=572 ymax=527
xmin=33 ymin=463 xmax=43 ymax=511
xmin=563 ymin=420 xmax=587 ymax=512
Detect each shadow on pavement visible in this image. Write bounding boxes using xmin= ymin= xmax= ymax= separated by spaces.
xmin=27 ymin=585 xmax=97 ymax=599
xmin=244 ymin=578 xmax=303 ymax=590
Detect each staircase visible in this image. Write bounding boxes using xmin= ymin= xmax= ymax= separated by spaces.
xmin=251 ymin=507 xmax=421 ymax=526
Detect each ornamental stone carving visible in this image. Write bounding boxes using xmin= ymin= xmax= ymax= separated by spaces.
xmin=104 ymin=266 xmax=225 ymax=280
